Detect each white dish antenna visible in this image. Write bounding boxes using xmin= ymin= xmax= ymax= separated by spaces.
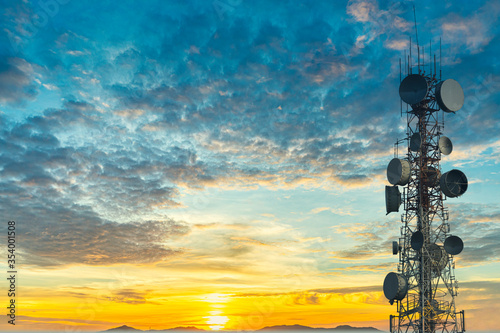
xmin=436 ymin=79 xmax=464 ymax=112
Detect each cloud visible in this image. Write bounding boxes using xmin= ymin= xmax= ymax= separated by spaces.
xmin=0 ymin=0 xmax=499 ymax=286
xmin=329 ymin=262 xmax=393 ymax=273
xmin=439 ymin=0 xmax=500 ymax=55
xmin=17 ymin=315 xmax=112 ymax=326
xmin=445 ymin=203 xmax=500 ymax=266
xmin=347 ymin=0 xmax=377 ymax=23
xmin=310 ymin=207 xmax=355 ymax=216
xmin=17 ymin=205 xmax=190 ymax=266
xmin=0 ymin=56 xmax=38 ymax=105
xmin=1 ymin=0 xmax=413 ymax=198
xmin=108 ymin=288 xmax=157 ymax=304
xmin=0 ymin=110 xmax=192 ymax=266
xmin=234 ymin=285 xmax=386 ymax=307
xmin=329 ymin=221 xmax=394 ymax=260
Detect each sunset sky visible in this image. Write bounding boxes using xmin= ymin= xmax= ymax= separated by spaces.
xmin=1 ymin=0 xmax=500 ymax=331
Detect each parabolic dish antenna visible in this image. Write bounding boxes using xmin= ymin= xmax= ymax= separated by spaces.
xmin=392 ymin=241 xmax=399 ymax=255
xmin=411 ymin=231 xmax=424 ymax=251
xmin=439 ymin=136 xmax=453 ymax=155
xmin=440 ymin=169 xmax=468 ymax=197
xmin=428 ymin=243 xmax=448 ymax=273
xmin=385 ymin=186 xmax=401 ymax=215
xmin=436 ymin=79 xmax=464 ymax=112
xmin=399 ymin=74 xmax=428 ymax=105
xmin=410 ymin=132 xmax=421 ymax=152
xmin=383 ymin=272 xmax=408 ymax=302
xmin=387 ymin=158 xmax=411 ymax=186
xmin=444 ymin=235 xmax=464 ymax=255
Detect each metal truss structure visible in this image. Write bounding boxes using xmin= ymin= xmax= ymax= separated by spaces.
xmin=383 ymin=44 xmax=468 ymax=333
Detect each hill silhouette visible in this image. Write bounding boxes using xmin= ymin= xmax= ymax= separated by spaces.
xmin=104 ymin=325 xmax=142 ymax=331
xmin=258 ymin=325 xmax=381 ymax=331
xmin=102 ymin=324 xmax=381 ymax=332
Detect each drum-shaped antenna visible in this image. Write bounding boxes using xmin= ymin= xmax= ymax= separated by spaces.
xmin=399 ymin=74 xmax=429 ymax=105
xmin=428 ymin=243 xmax=448 ymax=273
xmin=392 ymin=241 xmax=399 ymax=255
xmin=440 ymin=169 xmax=468 ymax=197
xmin=411 ymin=231 xmax=424 ymax=251
xmin=439 ymin=136 xmax=453 ymax=155
xmin=410 ymin=133 xmax=421 ymax=152
xmin=383 ymin=272 xmax=408 ymax=301
xmin=386 ymin=186 xmax=401 ymax=215
xmin=387 ymin=158 xmax=411 ymax=186
xmin=436 ymin=79 xmax=464 ymax=112
xmin=444 ymin=235 xmax=464 ymax=255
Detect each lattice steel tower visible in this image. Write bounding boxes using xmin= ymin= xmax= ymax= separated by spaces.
xmin=382 ymin=40 xmax=467 ymax=333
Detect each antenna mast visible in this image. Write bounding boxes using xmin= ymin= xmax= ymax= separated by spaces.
xmin=413 ymin=5 xmax=420 ymax=73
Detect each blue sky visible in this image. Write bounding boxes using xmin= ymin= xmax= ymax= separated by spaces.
xmin=1 ymin=0 xmax=500 ymax=331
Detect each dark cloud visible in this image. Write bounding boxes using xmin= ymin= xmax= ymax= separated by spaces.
xmin=0 ymin=56 xmax=38 ymax=105
xmin=445 ymin=203 xmax=500 ymax=266
xmin=0 ymin=109 xmax=193 ymax=267
xmin=330 ymin=220 xmax=395 ymax=260
xmin=10 ymin=198 xmax=190 ymax=266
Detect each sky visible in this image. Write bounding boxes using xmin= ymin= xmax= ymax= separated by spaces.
xmin=0 ymin=0 xmax=500 ymax=331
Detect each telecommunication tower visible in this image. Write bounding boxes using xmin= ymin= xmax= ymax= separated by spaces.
xmin=382 ymin=36 xmax=468 ymax=333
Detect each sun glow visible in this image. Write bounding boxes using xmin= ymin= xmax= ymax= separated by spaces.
xmin=205 ymin=312 xmax=229 ymax=331
xmin=203 ymin=294 xmax=232 ymax=330
xmin=203 ymin=293 xmax=232 ymax=303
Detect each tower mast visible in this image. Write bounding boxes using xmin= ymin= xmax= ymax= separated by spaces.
xmin=383 ymin=41 xmax=468 ymax=333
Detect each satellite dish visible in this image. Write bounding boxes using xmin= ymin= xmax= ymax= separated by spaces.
xmin=439 ymin=136 xmax=453 ymax=155
xmin=423 ymin=166 xmax=441 ymax=187
xmin=444 ymin=235 xmax=464 ymax=255
xmin=440 ymin=169 xmax=468 ymax=197
xmin=428 ymin=243 xmax=448 ymax=273
xmin=386 ymin=186 xmax=401 ymax=215
xmin=393 ymin=241 xmax=399 ymax=255
xmin=410 ymin=133 xmax=421 ymax=152
xmin=383 ymin=272 xmax=408 ymax=301
xmin=387 ymin=158 xmax=411 ymax=186
xmin=436 ymin=79 xmax=464 ymax=112
xmin=411 ymin=231 xmax=424 ymax=251
xmin=399 ymin=74 xmax=429 ymax=105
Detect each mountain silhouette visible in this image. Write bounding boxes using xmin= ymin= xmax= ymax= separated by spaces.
xmin=103 ymin=324 xmax=381 ymax=332
xmin=103 ymin=325 xmax=207 ymax=332
xmin=154 ymin=327 xmax=206 ymax=332
xmin=103 ymin=325 xmax=142 ymax=331
xmin=258 ymin=325 xmax=381 ymax=331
